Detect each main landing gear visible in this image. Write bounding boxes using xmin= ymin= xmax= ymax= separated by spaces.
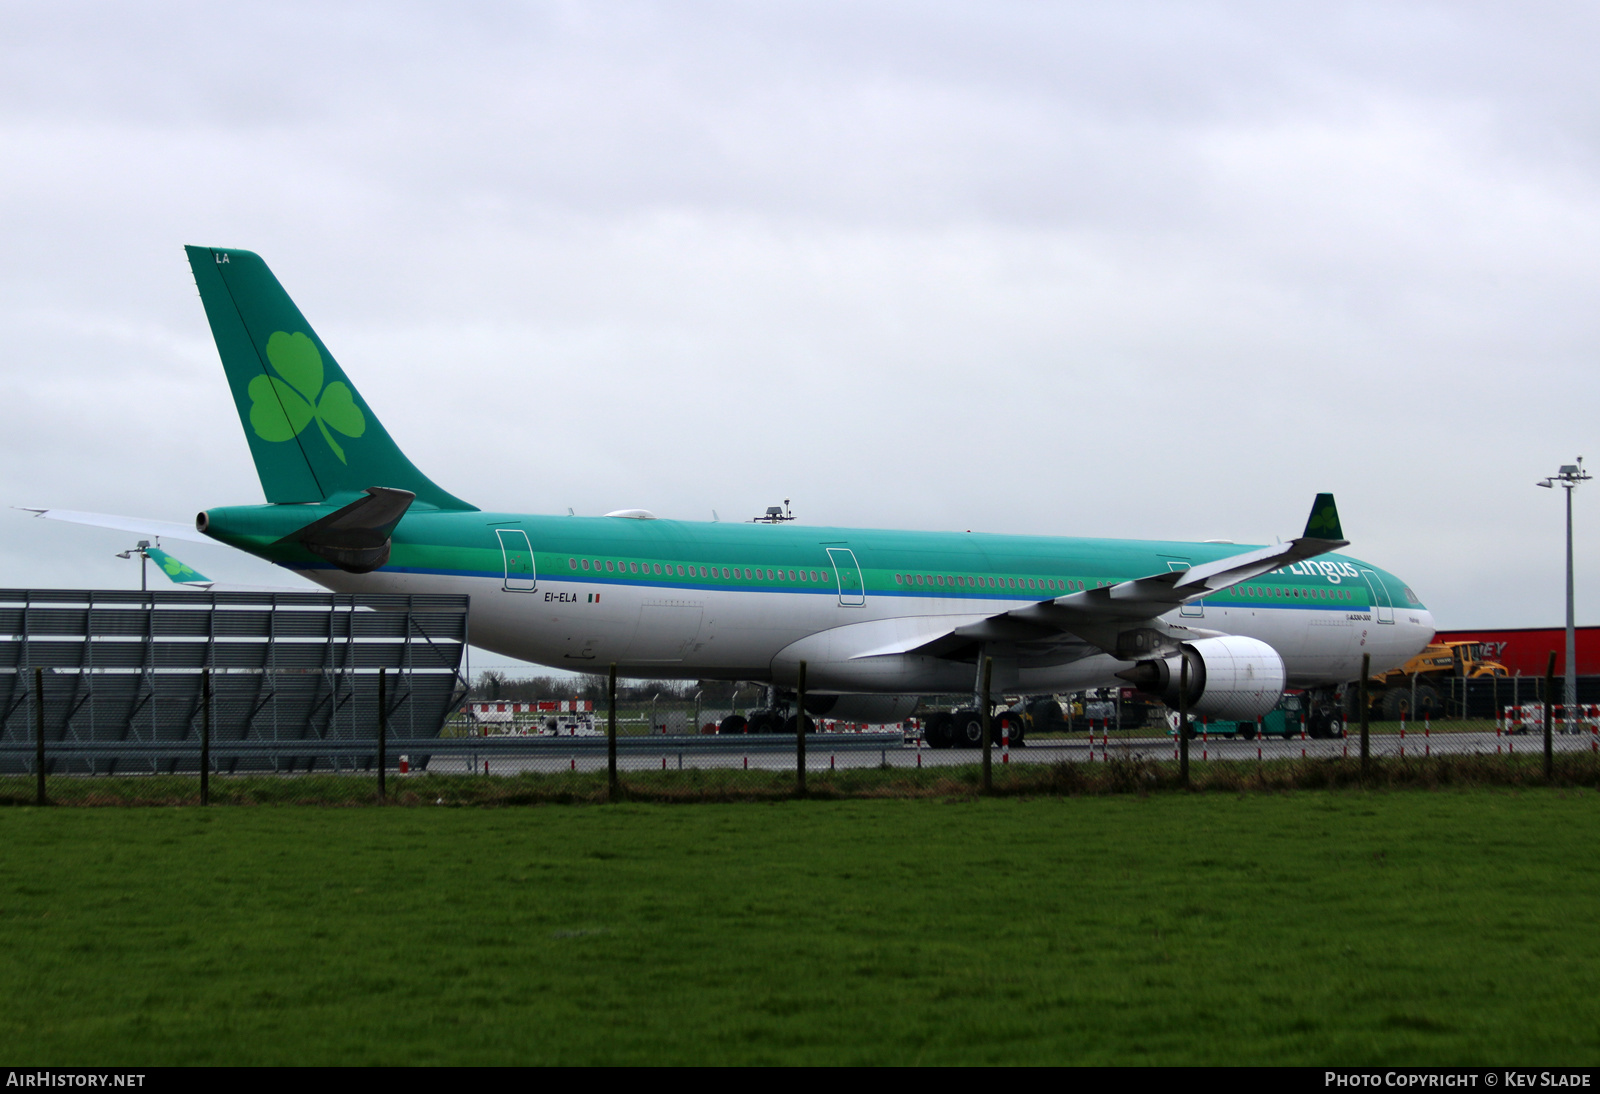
xmin=716 ymin=687 xmax=816 ymax=734
xmin=921 ymin=708 xmax=1026 ymax=750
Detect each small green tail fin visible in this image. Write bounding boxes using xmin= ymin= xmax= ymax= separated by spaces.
xmin=145 ymin=547 xmax=210 ymax=586
xmin=185 ymin=246 xmax=476 ymax=511
xmin=1303 ymin=493 xmax=1344 ymax=541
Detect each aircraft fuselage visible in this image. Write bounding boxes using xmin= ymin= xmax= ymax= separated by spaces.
xmin=205 ymin=507 xmax=1435 ymax=694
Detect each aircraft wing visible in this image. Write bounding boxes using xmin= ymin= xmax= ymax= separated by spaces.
xmin=15 ymin=507 xmax=212 ymax=544
xmin=900 ymin=493 xmax=1349 ymax=659
xmin=16 ymin=507 xmax=317 ymax=592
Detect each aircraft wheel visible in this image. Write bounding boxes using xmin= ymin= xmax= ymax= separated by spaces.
xmin=783 ymin=714 xmax=817 ymax=735
xmin=923 ymin=712 xmax=955 ymax=749
xmin=747 ymin=711 xmax=781 ymax=734
xmin=952 ymin=710 xmax=985 ymax=748
xmin=1239 ymin=723 xmax=1257 ymax=740
xmin=719 ymin=714 xmax=747 ymax=735
xmin=994 ymin=711 xmax=1025 ymax=747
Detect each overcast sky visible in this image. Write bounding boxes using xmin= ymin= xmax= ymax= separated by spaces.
xmin=3 ymin=1 xmax=1597 ymax=674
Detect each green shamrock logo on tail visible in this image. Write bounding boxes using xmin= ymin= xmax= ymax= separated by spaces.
xmin=1305 ymin=494 xmax=1343 ymax=540
xmin=248 ymin=332 xmax=366 ymax=463
xmin=146 ymin=548 xmax=208 ymax=585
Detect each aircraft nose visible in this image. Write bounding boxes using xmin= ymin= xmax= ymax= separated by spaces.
xmin=1413 ymin=609 xmax=1437 ymax=652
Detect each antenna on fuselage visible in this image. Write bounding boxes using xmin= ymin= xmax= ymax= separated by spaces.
xmin=751 ymin=499 xmax=795 ymax=524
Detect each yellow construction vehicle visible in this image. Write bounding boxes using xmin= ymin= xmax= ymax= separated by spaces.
xmin=1366 ymin=641 xmax=1508 ymax=720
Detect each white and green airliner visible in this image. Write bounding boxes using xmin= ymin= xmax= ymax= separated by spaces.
xmin=41 ymin=247 xmax=1440 ymax=740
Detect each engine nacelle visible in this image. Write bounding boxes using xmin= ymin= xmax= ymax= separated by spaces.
xmin=1116 ymin=635 xmax=1286 ymax=721
xmin=801 ymin=694 xmax=920 ymax=725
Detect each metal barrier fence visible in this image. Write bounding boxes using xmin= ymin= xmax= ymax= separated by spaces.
xmin=0 ymin=589 xmax=468 ymax=781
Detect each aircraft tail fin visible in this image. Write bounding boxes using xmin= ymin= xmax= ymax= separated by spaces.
xmin=145 ymin=547 xmax=211 ymax=587
xmin=1302 ymin=493 xmax=1343 ymax=542
xmin=184 ymin=246 xmax=476 ymax=511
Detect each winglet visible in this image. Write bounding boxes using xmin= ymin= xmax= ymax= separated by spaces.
xmin=1303 ymin=493 xmax=1343 ymax=541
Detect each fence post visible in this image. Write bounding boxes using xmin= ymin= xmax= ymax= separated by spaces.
xmin=1179 ymin=656 xmax=1190 ymax=788
xmin=201 ymin=668 xmax=211 ymax=807
xmin=1545 ymin=651 xmax=1556 ymax=781
xmin=608 ymin=663 xmax=618 ymax=800
xmin=1359 ymin=652 xmax=1370 ymax=780
xmin=796 ymin=660 xmax=807 ymax=798
xmin=981 ymin=657 xmax=993 ymax=795
xmin=378 ymin=666 xmax=387 ymax=803
xmin=34 ymin=667 xmax=45 ymax=807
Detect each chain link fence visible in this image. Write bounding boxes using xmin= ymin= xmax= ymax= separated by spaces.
xmin=7 ymin=688 xmax=1599 ymax=805
xmin=2 ymin=591 xmax=1596 ymax=803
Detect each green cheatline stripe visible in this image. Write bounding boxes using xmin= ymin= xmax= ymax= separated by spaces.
xmin=204 ymin=504 xmax=1408 ymax=608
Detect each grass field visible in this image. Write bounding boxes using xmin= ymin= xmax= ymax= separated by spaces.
xmin=4 ymin=747 xmax=1597 ymax=807
xmin=3 ymin=792 xmax=1598 ymax=1065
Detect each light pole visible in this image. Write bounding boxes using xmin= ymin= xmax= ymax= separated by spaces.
xmin=1537 ymin=458 xmax=1590 ymax=733
xmin=116 ymin=540 xmax=153 ymax=591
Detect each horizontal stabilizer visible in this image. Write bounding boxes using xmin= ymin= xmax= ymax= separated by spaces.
xmin=15 ymin=506 xmax=212 ymax=544
xmin=273 ymin=487 xmax=415 ymax=574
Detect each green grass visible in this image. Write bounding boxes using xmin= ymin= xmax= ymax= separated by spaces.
xmin=4 ymin=747 xmax=1597 ymax=807
xmin=3 ymin=793 xmax=1599 ymax=1064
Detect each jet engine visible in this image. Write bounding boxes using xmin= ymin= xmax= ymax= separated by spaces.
xmin=801 ymin=694 xmax=921 ymax=725
xmin=1115 ymin=635 xmax=1286 ymax=721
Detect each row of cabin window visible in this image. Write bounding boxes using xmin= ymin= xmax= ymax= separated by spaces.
xmin=1241 ymin=585 xmax=1353 ymax=601
xmin=884 ymin=574 xmax=1361 ymax=603
xmin=894 ymin=574 xmax=1088 ymax=592
xmin=569 ymin=558 xmax=831 ymax=583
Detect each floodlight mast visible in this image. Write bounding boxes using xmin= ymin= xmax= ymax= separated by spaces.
xmin=115 ymin=539 xmax=153 ymax=592
xmin=1537 ymin=458 xmax=1590 ymax=733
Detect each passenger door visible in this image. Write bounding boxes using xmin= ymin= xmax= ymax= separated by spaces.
xmin=825 ymin=547 xmax=866 ymax=607
xmin=496 ymin=528 xmax=537 ymax=592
